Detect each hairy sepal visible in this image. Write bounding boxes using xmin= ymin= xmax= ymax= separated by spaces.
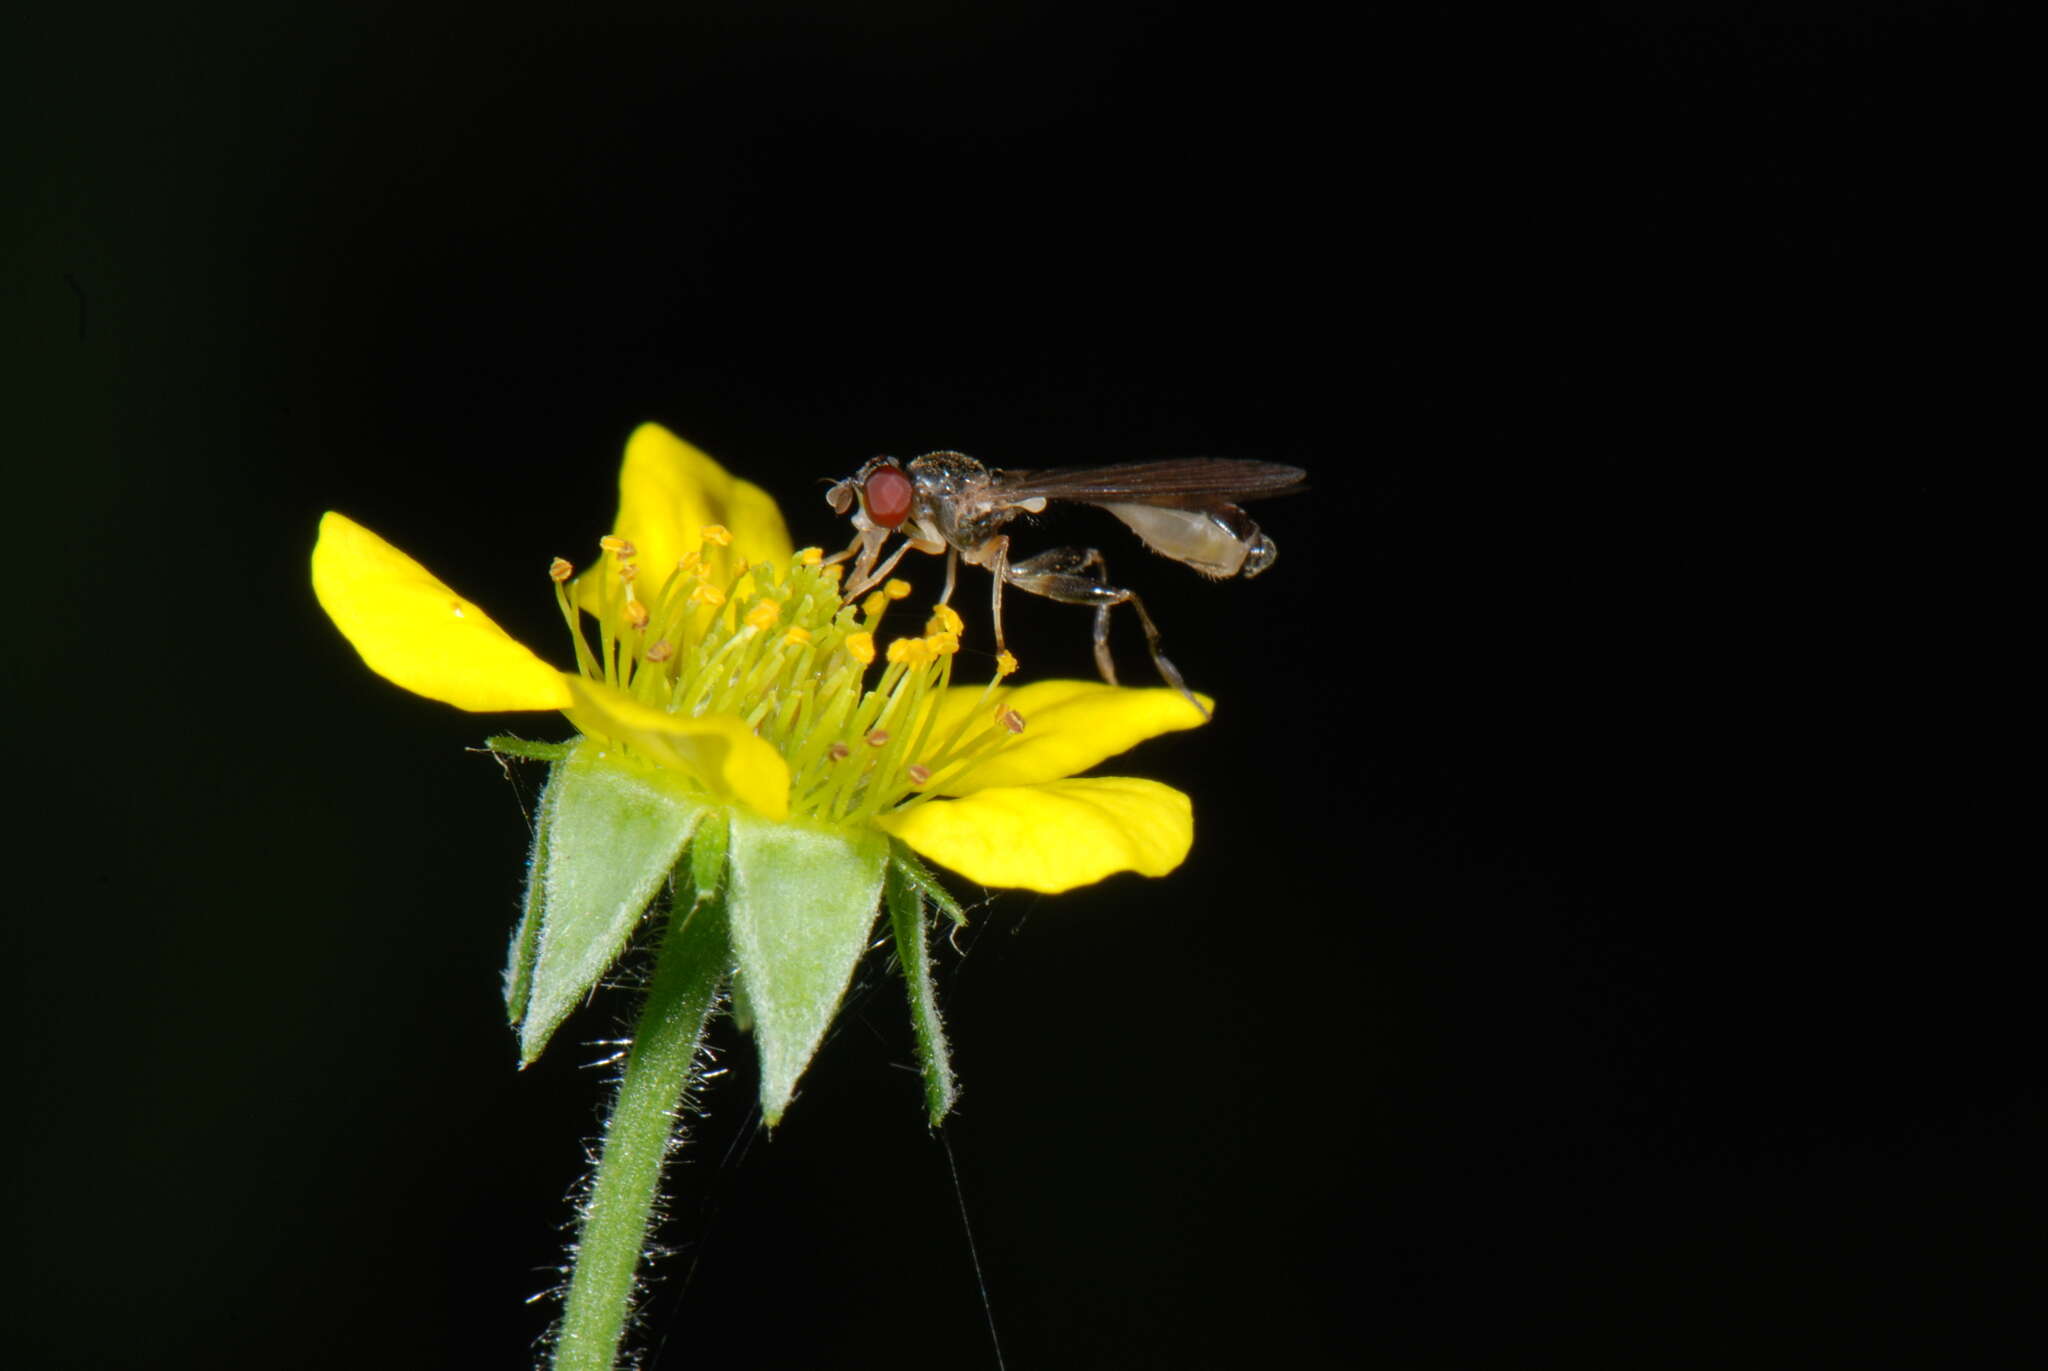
xmin=514 ymin=738 xmax=707 ymax=1066
xmin=725 ymin=812 xmax=889 ymax=1125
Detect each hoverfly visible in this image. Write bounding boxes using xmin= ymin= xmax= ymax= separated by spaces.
xmin=825 ymin=452 xmax=1306 ymax=713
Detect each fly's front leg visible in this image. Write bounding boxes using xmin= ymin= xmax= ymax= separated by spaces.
xmin=1002 ymin=546 xmax=1206 ymax=716
xmin=844 ymin=530 xmax=918 ymax=599
xmin=820 ymin=527 xmax=865 ymax=569
xmin=840 ymin=525 xmax=886 ymax=596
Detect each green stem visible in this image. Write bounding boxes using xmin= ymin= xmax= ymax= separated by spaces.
xmin=551 ymin=891 xmax=729 ymax=1371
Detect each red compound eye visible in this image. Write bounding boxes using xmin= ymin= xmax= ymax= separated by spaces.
xmin=862 ymin=464 xmax=915 ymax=528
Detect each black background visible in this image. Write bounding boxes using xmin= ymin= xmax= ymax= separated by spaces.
xmin=15 ymin=3 xmax=2032 ymax=1368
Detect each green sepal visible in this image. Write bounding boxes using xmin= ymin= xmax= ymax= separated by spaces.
xmin=885 ymin=856 xmax=958 ymax=1125
xmin=502 ymin=758 xmax=561 ymax=1026
xmin=724 ymin=811 xmax=890 ymax=1125
xmin=515 ymin=738 xmax=708 ymax=1067
xmin=888 ymin=841 xmax=969 ymax=928
xmin=485 ymin=735 xmax=575 ymax=763
xmin=688 ymin=810 xmax=729 ymax=902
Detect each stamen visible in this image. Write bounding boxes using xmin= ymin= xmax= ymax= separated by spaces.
xmin=543 ymin=542 xmax=1036 ymax=823
xmin=995 ymin=650 xmax=1019 ymax=677
xmin=886 ymin=637 xmax=934 ymax=667
xmin=911 ymin=713 xmax=1021 ymax=796
xmin=551 ymin=568 xmax=601 ymax=680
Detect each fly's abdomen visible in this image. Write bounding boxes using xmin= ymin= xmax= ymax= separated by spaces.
xmin=1102 ymin=502 xmax=1272 ymax=579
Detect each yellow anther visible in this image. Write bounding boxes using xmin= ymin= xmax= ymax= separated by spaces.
xmin=926 ymin=603 xmax=964 ymax=636
xmin=548 ymin=557 xmax=574 ymax=583
xmin=924 ymin=630 xmax=960 ymax=656
xmin=599 ymin=535 xmax=636 ymax=556
xmin=884 ymin=578 xmax=912 ymax=600
xmin=866 ymin=729 xmax=892 ymax=747
xmin=689 ymin=583 xmax=727 ymax=608
xmin=624 ymin=599 xmax=651 ymax=630
xmin=780 ymin=625 xmax=814 ymax=648
xmin=743 ymin=600 xmax=781 ymax=631
xmin=906 ymin=763 xmax=931 ymax=786
xmin=845 ymin=632 xmax=876 ymax=665
xmin=644 ymin=640 xmax=674 ymax=663
xmin=676 ymin=548 xmax=702 ymax=576
xmin=861 ymin=592 xmax=887 ymax=619
xmin=819 ymin=563 xmax=844 ymax=583
xmin=700 ymin=524 xmax=733 ymax=547
xmin=617 ymin=562 xmax=639 ymax=583
xmin=886 ymin=637 xmax=932 ymax=667
xmin=797 ymin=546 xmax=823 ymax=566
xmin=995 ymin=650 xmax=1019 ymax=677
xmin=998 ymin=707 xmax=1026 ymax=734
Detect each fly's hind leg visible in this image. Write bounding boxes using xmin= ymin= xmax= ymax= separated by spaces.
xmin=1002 ymin=546 xmax=1207 ymax=716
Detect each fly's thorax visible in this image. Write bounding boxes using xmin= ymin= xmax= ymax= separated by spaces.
xmin=908 ymin=450 xmax=1017 ymax=548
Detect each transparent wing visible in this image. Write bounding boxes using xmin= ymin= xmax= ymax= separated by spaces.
xmin=988 ymin=458 xmax=1307 ymax=508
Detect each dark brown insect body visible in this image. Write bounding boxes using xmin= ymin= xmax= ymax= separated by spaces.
xmin=826 ymin=452 xmax=1306 ymax=711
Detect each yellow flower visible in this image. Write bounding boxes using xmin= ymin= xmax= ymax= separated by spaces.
xmin=314 ymin=422 xmax=1212 ymax=1131
xmin=311 ymin=422 xmax=1208 ymax=894
xmin=313 ymin=425 xmax=1229 ymax=1371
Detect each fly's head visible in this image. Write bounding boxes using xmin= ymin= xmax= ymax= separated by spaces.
xmin=826 ymin=455 xmax=925 ymax=593
xmin=827 ymin=456 xmax=917 ymax=534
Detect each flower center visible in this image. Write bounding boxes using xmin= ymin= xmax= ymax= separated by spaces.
xmin=552 ymin=529 xmax=1021 ymax=822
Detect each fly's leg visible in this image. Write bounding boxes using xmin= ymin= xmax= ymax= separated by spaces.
xmin=820 ymin=529 xmax=864 ymax=568
xmin=843 ymin=531 xmax=914 ymax=599
xmin=1002 ymin=546 xmax=1206 ymax=716
xmin=939 ymin=546 xmax=960 ymax=607
xmin=987 ymin=535 xmax=1009 ymax=653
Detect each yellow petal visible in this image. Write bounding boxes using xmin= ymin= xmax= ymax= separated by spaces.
xmin=576 ymin=424 xmax=794 ymax=613
xmin=925 ymin=680 xmax=1212 ymax=794
xmin=312 ymin=511 xmax=573 ymax=712
xmin=562 ymin=675 xmax=790 ymax=820
xmin=873 ymin=777 xmax=1193 ymax=892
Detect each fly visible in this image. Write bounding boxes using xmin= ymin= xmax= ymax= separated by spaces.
xmin=825 ymin=452 xmax=1306 ymax=714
